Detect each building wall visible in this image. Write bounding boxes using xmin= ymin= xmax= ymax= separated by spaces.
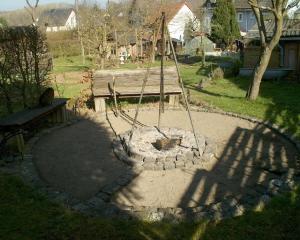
xmin=65 ymin=10 xmax=77 ymax=30
xmin=283 ymin=41 xmax=300 ymax=81
xmin=243 ymin=47 xmax=280 ymax=68
xmin=168 ymin=5 xmax=196 ymax=42
xmin=236 ymin=10 xmax=256 ymax=33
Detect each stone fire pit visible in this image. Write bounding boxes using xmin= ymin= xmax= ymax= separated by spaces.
xmin=112 ymin=127 xmax=217 ymax=171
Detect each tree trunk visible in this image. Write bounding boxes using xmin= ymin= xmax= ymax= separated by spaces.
xmin=246 ymin=47 xmax=272 ymax=100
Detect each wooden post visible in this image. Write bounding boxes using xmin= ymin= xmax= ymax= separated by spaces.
xmin=94 ymin=97 xmax=106 ymax=113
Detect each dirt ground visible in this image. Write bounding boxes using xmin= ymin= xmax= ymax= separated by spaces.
xmin=33 ymin=109 xmax=298 ymax=208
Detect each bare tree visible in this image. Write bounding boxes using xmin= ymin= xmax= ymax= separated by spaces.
xmin=75 ymin=0 xmax=86 ymax=64
xmin=25 ymin=0 xmax=39 ymax=25
xmin=246 ymin=0 xmax=300 ymax=100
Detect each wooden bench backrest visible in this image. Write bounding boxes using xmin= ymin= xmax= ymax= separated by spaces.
xmin=93 ymin=66 xmax=179 ymax=90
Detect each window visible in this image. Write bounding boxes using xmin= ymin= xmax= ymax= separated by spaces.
xmin=238 ymin=13 xmax=243 ymax=22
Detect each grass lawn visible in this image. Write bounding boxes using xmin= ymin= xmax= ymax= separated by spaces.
xmin=180 ymin=63 xmax=300 ymax=138
xmin=0 ymin=173 xmax=299 ymax=240
xmin=52 ymin=56 xmax=93 ymax=73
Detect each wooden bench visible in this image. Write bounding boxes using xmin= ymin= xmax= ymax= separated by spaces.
xmin=0 ymin=98 xmax=68 ymax=153
xmin=92 ymin=66 xmax=182 ymax=112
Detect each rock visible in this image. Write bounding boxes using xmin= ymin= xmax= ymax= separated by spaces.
xmin=96 ymin=192 xmax=111 ymax=202
xmin=164 ymin=162 xmax=175 ymax=170
xmin=144 ymin=156 xmax=156 ymax=163
xmin=165 ymin=156 xmax=176 ymax=162
xmin=176 ymin=154 xmax=185 ymax=162
xmin=147 ymin=210 xmax=164 ymax=222
xmin=201 ymin=153 xmax=214 ymax=162
xmin=255 ymin=194 xmax=271 ymax=210
xmin=154 ymin=162 xmax=164 ymax=171
xmin=73 ymin=203 xmax=90 ymax=212
xmin=269 ymin=179 xmax=283 ymax=188
xmin=101 ymin=183 xmax=120 ymax=195
xmin=116 ymin=177 xmax=131 ymax=186
xmin=175 ymin=160 xmax=185 ymax=168
xmin=143 ymin=162 xmax=156 ymax=171
xmin=87 ymin=197 xmax=106 ymax=208
xmin=185 ymin=151 xmax=194 ymax=161
xmin=185 ymin=161 xmax=194 ymax=169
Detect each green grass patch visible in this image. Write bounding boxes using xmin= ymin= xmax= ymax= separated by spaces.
xmin=180 ymin=64 xmax=300 ymax=138
xmin=52 ymin=56 xmax=93 ymax=73
xmin=0 ymin=173 xmax=299 ymax=239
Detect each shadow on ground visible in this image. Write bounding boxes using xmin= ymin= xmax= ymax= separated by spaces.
xmin=29 ymin=105 xmax=299 ymax=239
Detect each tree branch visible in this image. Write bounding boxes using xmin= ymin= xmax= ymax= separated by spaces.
xmin=248 ymin=0 xmax=276 ymax=13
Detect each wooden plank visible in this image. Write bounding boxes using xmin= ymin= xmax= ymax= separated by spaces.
xmin=0 ymin=98 xmax=68 ymax=128
xmin=93 ymin=85 xmax=182 ymax=97
xmin=93 ymin=66 xmax=177 ymax=77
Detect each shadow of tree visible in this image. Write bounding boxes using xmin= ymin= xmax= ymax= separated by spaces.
xmin=179 ymin=124 xmax=297 ymax=209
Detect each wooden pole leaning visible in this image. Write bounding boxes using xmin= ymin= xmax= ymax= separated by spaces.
xmin=127 ymin=16 xmax=164 ymax=145
xmin=167 ymin=28 xmax=202 ymax=153
xmin=158 ymin=12 xmax=166 ymax=130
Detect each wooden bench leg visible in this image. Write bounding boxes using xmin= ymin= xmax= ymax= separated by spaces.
xmin=94 ymin=97 xmax=106 ymax=113
xmin=60 ymin=105 xmax=67 ymax=122
xmin=169 ymin=95 xmax=180 ymax=108
xmin=8 ymin=133 xmax=25 ymax=154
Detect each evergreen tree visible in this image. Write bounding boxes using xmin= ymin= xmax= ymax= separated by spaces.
xmin=211 ymin=0 xmax=240 ymax=47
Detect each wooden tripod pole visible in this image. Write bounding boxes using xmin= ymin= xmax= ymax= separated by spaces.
xmin=158 ymin=12 xmax=166 ymax=129
xmin=167 ymin=28 xmax=201 ymax=153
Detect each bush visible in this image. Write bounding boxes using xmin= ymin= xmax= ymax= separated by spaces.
xmin=211 ymin=67 xmax=224 ymax=81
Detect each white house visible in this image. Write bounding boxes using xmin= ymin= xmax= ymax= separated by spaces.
xmin=38 ymin=8 xmax=77 ymax=32
xmin=162 ymin=2 xmax=199 ymax=43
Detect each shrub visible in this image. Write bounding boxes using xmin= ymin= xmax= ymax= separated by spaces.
xmin=211 ymin=67 xmax=224 ymax=81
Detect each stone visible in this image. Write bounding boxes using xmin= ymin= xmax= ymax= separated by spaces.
xmin=144 ymin=156 xmax=157 ymax=163
xmin=255 ymin=194 xmax=271 ymax=210
xmin=116 ymin=177 xmax=131 ymax=186
xmin=232 ymin=205 xmax=245 ymax=217
xmin=143 ymin=162 xmax=156 ymax=171
xmin=101 ymin=183 xmax=120 ymax=195
xmin=269 ymin=179 xmax=283 ymax=188
xmin=164 ymin=162 xmax=175 ymax=170
xmin=201 ymin=153 xmax=215 ymax=162
xmin=146 ymin=210 xmax=165 ymax=222
xmin=176 ymin=154 xmax=185 ymax=162
xmin=96 ymin=192 xmax=111 ymax=202
xmin=73 ymin=203 xmax=90 ymax=212
xmin=87 ymin=197 xmax=106 ymax=208
xmin=193 ymin=149 xmax=201 ymax=158
xmin=157 ymin=156 xmax=166 ymax=162
xmin=129 ymin=152 xmax=144 ymax=162
xmin=193 ymin=158 xmax=203 ymax=166
xmin=154 ymin=162 xmax=164 ymax=171
xmin=185 ymin=160 xmax=194 ymax=169
xmin=165 ymin=156 xmax=176 ymax=162
xmin=175 ymin=160 xmax=185 ymax=168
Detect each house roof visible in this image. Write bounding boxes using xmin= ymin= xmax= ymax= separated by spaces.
xmin=149 ymin=1 xmax=194 ymax=25
xmin=38 ymin=8 xmax=74 ymax=27
xmin=246 ymin=19 xmax=300 ymax=39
